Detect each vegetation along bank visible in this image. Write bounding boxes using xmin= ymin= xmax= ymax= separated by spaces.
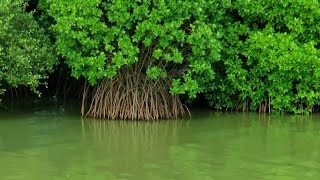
xmin=1 ymin=0 xmax=320 ymax=119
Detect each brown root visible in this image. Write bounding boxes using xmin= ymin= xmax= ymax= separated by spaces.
xmin=82 ymin=67 xmax=187 ymax=120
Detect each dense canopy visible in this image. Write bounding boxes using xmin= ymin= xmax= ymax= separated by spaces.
xmin=1 ymin=0 xmax=320 ymax=118
xmin=0 ymin=0 xmax=56 ymax=95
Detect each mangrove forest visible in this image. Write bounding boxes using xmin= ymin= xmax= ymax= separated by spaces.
xmin=1 ymin=0 xmax=320 ymax=120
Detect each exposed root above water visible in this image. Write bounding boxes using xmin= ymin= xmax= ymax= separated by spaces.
xmin=82 ymin=68 xmax=187 ymax=120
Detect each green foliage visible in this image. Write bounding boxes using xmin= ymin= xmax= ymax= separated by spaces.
xmin=38 ymin=0 xmax=320 ymax=114
xmin=43 ymin=0 xmax=223 ymax=98
xmin=0 ymin=0 xmax=57 ymax=95
xmin=205 ymin=0 xmax=320 ymax=113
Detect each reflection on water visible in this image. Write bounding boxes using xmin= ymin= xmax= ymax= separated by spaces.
xmin=0 ymin=107 xmax=320 ymax=180
xmin=83 ymin=118 xmax=188 ymax=151
xmin=81 ymin=119 xmax=189 ymax=179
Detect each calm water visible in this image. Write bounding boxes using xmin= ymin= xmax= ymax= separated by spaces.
xmin=0 ymin=102 xmax=320 ymax=179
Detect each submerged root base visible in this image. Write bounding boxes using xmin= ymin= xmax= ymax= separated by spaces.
xmin=83 ymin=69 xmax=186 ymax=120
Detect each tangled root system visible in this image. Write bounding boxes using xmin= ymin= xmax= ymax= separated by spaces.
xmin=82 ymin=67 xmax=187 ymax=120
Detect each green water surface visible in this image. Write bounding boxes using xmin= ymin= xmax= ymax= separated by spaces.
xmin=0 ymin=103 xmax=320 ymax=180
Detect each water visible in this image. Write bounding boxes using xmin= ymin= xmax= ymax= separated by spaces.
xmin=1 ymin=103 xmax=320 ymax=179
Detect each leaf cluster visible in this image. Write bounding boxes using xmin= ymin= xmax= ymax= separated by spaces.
xmin=0 ymin=0 xmax=57 ymax=95
xmin=44 ymin=0 xmax=224 ymax=98
xmin=206 ymin=0 xmax=320 ymax=113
